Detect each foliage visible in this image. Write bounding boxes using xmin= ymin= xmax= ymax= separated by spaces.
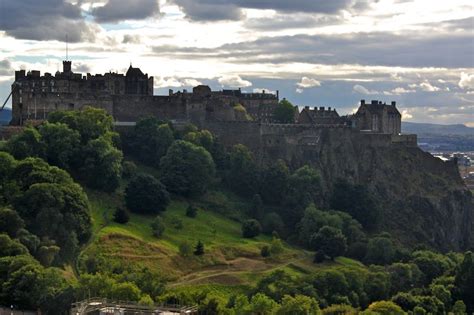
xmin=0 ymin=207 xmax=25 ymax=237
xmin=179 ymin=241 xmax=193 ymax=257
xmin=6 ymin=127 xmax=44 ymax=160
xmin=364 ymin=236 xmax=396 ymax=265
xmin=38 ymin=122 xmax=80 ymax=169
xmin=186 ymin=205 xmax=198 ymax=218
xmin=125 ymin=173 xmax=170 ymax=214
xmin=260 ymin=160 xmax=289 ymax=205
xmin=113 ymin=207 xmax=130 ymax=224
xmin=128 ymin=117 xmax=174 ymax=166
xmin=273 ymin=99 xmax=296 ymax=123
xmin=242 ymin=219 xmax=262 ymax=238
xmin=454 ymin=251 xmax=474 ymax=312
xmin=262 ymin=212 xmax=286 ymax=237
xmin=270 ymin=237 xmax=284 ymax=256
xmin=122 ymin=160 xmax=138 ymax=178
xmin=150 ymin=216 xmax=165 ymax=238
xmin=261 ymin=245 xmax=271 ymax=258
xmin=278 ymin=294 xmax=320 ymax=314
xmin=227 ymin=144 xmax=259 ymax=197
xmin=194 ymin=240 xmax=204 ymax=256
xmin=330 ymin=180 xmax=380 ymax=230
xmin=310 ymin=226 xmax=348 ymax=260
xmin=160 ymin=140 xmax=215 ymax=196
xmin=365 ymin=300 xmax=404 ymax=315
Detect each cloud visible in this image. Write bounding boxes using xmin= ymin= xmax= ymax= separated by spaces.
xmin=0 ymin=0 xmax=95 ymax=42
xmin=218 ymin=75 xmax=252 ymax=88
xmin=409 ymin=81 xmax=441 ymax=92
xmin=0 ymin=60 xmax=13 ymax=76
xmin=91 ymin=0 xmax=160 ymax=23
xmin=122 ymin=34 xmax=142 ymax=44
xmin=72 ymin=62 xmax=91 ymax=73
xmin=154 ymin=77 xmax=203 ymax=88
xmin=401 ymin=109 xmax=413 ymax=120
xmin=297 ymin=77 xmax=321 ymax=89
xmin=172 ymin=0 xmax=372 ymax=21
xmin=459 ymin=72 xmax=474 ymax=90
xmin=253 ymin=88 xmax=276 ymax=94
xmin=353 ymin=84 xmax=378 ymax=95
xmin=389 ymin=87 xmax=416 ymax=95
xmin=245 ymin=14 xmax=341 ymax=31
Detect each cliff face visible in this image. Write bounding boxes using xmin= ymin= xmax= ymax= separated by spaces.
xmin=205 ymin=122 xmax=473 ymax=251
xmin=287 ymin=128 xmax=473 ymax=251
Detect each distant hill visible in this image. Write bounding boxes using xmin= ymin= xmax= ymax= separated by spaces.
xmin=0 ymin=108 xmax=11 ymax=125
xmin=402 ymin=121 xmax=474 ymax=136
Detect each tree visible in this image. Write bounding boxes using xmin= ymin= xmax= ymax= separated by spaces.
xmin=248 ymin=293 xmax=279 ymax=314
xmin=261 ymin=245 xmax=271 ymax=257
xmin=129 ymin=118 xmax=174 ymax=166
xmin=452 ymin=300 xmax=467 ymax=315
xmin=36 ymin=245 xmax=60 ymax=267
xmin=260 ymin=160 xmax=289 ymax=205
xmin=250 ymin=194 xmax=264 ymax=221
xmin=151 ymin=216 xmax=165 ymax=238
xmin=0 ymin=234 xmax=29 ymax=256
xmin=227 ymin=144 xmax=259 ymax=197
xmin=310 ymin=226 xmax=347 ymax=260
xmin=278 ymin=294 xmax=320 ymax=315
xmin=38 ymin=122 xmax=80 ymax=169
xmin=179 ymin=241 xmax=193 ymax=257
xmin=412 ymin=250 xmax=451 ymax=284
xmin=160 ymin=140 xmax=215 ymax=196
xmin=364 ymin=236 xmax=396 ymax=265
xmin=242 ymin=219 xmax=262 ymax=238
xmin=285 ymin=165 xmax=321 ymax=219
xmin=6 ymin=127 xmax=44 ymax=160
xmin=262 ymin=212 xmax=286 ymax=237
xmin=122 ymin=161 xmax=138 ymax=179
xmin=186 ymin=205 xmax=198 ymax=218
xmin=194 ymin=240 xmax=204 ymax=256
xmin=273 ymin=99 xmax=296 ymax=123
xmin=48 ymin=106 xmax=114 ymax=144
xmin=81 ymin=136 xmax=123 ymax=192
xmin=330 ymin=179 xmax=380 ymax=230
xmin=454 ymin=251 xmax=474 ymax=312
xmin=270 ymin=237 xmax=284 ymax=255
xmin=0 ymin=208 xmax=24 ymax=237
xmin=365 ymin=301 xmax=404 ymax=315
xmin=113 ymin=207 xmax=130 ymax=224
xmin=125 ymin=173 xmax=170 ymax=214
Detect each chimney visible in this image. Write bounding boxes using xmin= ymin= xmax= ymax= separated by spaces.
xmin=371 ymin=100 xmax=378 ymax=105
xmin=262 ymin=89 xmax=265 ymax=94
xmin=361 ymin=99 xmax=365 ymax=105
xmin=328 ymin=107 xmax=331 ymax=111
xmin=319 ymin=106 xmax=324 ymax=111
xmin=304 ymin=106 xmax=310 ymax=110
xmin=391 ymin=101 xmax=396 ymax=107
xmin=169 ymin=89 xmax=173 ymax=96
xmin=276 ymin=90 xmax=279 ymax=100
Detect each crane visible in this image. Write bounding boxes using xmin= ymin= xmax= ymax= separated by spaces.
xmin=1 ymin=82 xmax=19 ymax=112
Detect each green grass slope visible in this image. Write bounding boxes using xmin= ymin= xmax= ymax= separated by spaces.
xmin=79 ymin=188 xmax=365 ymax=294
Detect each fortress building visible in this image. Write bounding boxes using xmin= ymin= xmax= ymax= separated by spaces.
xmin=8 ymin=61 xmax=414 ymax=154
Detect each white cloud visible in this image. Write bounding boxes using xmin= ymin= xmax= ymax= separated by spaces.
xmin=390 ymin=87 xmax=416 ymax=95
xmin=409 ymin=81 xmax=441 ymax=92
xmin=296 ymin=88 xmax=304 ymax=94
xmin=296 ymin=76 xmax=321 ymax=88
xmin=401 ymin=109 xmax=413 ymax=120
xmin=154 ymin=77 xmax=202 ymax=88
xmin=459 ymin=72 xmax=474 ymax=89
xmin=218 ymin=75 xmax=252 ymax=88
xmin=353 ymin=84 xmax=378 ymax=95
xmin=183 ymin=78 xmax=202 ymax=86
xmin=253 ymin=88 xmax=276 ymax=94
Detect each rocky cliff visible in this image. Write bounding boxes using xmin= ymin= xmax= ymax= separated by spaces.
xmin=205 ymin=122 xmax=474 ymax=251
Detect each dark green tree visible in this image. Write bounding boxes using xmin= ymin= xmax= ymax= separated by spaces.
xmin=186 ymin=205 xmax=198 ymax=218
xmin=227 ymin=144 xmax=259 ymax=197
xmin=113 ymin=207 xmax=130 ymax=224
xmin=38 ymin=122 xmax=80 ymax=169
xmin=0 ymin=234 xmax=29 ymax=256
xmin=454 ymin=251 xmax=474 ymax=312
xmin=150 ymin=216 xmax=165 ymax=238
xmin=284 ymin=165 xmax=321 ymax=219
xmin=259 ymin=159 xmax=289 ymax=205
xmin=310 ymin=226 xmax=347 ymax=260
xmin=273 ymin=99 xmax=296 ymax=123
xmin=6 ymin=127 xmax=44 ymax=160
xmin=125 ymin=173 xmax=170 ymax=214
xmin=242 ymin=219 xmax=262 ymax=238
xmin=364 ymin=236 xmax=396 ymax=265
xmin=160 ymin=140 xmax=215 ymax=196
xmin=81 ymin=136 xmax=123 ymax=192
xmin=0 ymin=208 xmax=25 ymax=237
xmin=194 ymin=240 xmax=204 ymax=255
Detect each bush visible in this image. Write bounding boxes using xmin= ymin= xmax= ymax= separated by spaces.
xmin=270 ymin=237 xmax=284 ymax=255
xmin=169 ymin=216 xmax=183 ymax=230
xmin=179 ymin=241 xmax=193 ymax=257
xmin=242 ymin=219 xmax=262 ymax=238
xmin=125 ymin=173 xmax=170 ymax=214
xmin=122 ymin=161 xmax=137 ymax=178
xmin=261 ymin=245 xmax=271 ymax=257
xmin=113 ymin=207 xmax=130 ymax=224
xmin=310 ymin=226 xmax=347 ymax=260
xmin=186 ymin=205 xmax=198 ymax=218
xmin=194 ymin=240 xmax=204 ymax=256
xmin=314 ymin=250 xmax=326 ymax=263
xmin=151 ymin=216 xmax=165 ymax=238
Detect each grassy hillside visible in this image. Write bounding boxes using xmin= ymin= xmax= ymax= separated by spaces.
xmin=79 ymin=186 xmax=364 ymax=295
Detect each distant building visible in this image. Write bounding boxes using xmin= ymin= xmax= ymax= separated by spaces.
xmin=297 ymin=106 xmax=344 ymax=125
xmin=351 ymin=100 xmax=401 ymax=135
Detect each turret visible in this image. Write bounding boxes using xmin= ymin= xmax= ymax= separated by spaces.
xmin=63 ymin=60 xmax=72 ymax=73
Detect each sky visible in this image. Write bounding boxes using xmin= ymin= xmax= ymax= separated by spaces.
xmin=0 ymin=0 xmax=473 ymax=125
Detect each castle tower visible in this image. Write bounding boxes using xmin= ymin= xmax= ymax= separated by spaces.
xmin=63 ymin=60 xmax=72 ymax=73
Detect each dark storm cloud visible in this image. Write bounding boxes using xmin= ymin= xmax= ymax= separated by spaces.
xmin=172 ymin=0 xmax=373 ymax=21
xmin=91 ymin=0 xmax=160 ymax=23
xmin=151 ymin=32 xmax=473 ymax=68
xmin=0 ymin=60 xmax=13 ymax=76
xmin=0 ymin=0 xmax=95 ymax=42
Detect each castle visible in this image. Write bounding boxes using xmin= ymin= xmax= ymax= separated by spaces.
xmin=9 ymin=61 xmax=416 ymax=163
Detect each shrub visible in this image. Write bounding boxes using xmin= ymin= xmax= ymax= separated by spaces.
xmin=314 ymin=251 xmax=326 ymax=263
xmin=261 ymin=245 xmax=271 ymax=258
xmin=113 ymin=207 xmax=130 ymax=224
xmin=151 ymin=216 xmax=165 ymax=238
xmin=186 ymin=205 xmax=198 ymax=218
xmin=270 ymin=237 xmax=284 ymax=255
xmin=242 ymin=219 xmax=262 ymax=238
xmin=194 ymin=240 xmax=204 ymax=256
xmin=122 ymin=161 xmax=138 ymax=178
xmin=179 ymin=241 xmax=193 ymax=257
xmin=125 ymin=173 xmax=170 ymax=214
xmin=170 ymin=216 xmax=183 ymax=230
xmin=310 ymin=226 xmax=347 ymax=260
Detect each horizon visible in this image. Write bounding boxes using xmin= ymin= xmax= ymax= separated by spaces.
xmin=0 ymin=0 xmax=473 ymax=126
